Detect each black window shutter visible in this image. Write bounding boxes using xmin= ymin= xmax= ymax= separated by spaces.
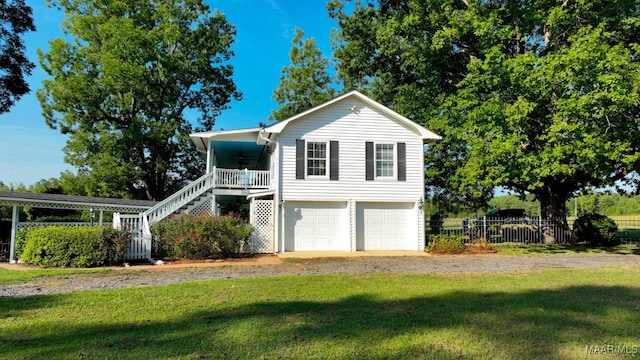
xmin=330 ymin=141 xmax=339 ymax=180
xmin=296 ymin=139 xmax=305 ymax=179
xmin=365 ymin=141 xmax=374 ymax=180
xmin=397 ymin=142 xmax=406 ymax=181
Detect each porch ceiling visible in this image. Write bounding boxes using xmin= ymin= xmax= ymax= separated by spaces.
xmin=213 ymin=141 xmax=266 ymax=169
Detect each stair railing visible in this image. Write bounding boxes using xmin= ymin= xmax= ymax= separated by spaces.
xmin=143 ymin=171 xmax=216 ymax=225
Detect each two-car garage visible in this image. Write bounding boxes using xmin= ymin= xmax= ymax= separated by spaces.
xmin=284 ymin=201 xmax=418 ymax=252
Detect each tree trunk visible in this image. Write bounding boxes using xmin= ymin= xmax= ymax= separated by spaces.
xmin=538 ymin=190 xmax=568 ymax=222
xmin=536 ymin=188 xmax=571 ymax=244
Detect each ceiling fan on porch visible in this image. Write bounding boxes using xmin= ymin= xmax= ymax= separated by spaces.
xmin=237 ymin=150 xmax=247 ymax=168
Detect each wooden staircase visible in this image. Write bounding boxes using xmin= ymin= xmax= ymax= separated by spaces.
xmin=172 ymin=190 xmax=212 ymax=216
xmin=140 ymin=167 xmax=271 ymax=235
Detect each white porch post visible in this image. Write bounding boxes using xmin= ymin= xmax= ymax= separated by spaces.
xmin=9 ymin=205 xmax=17 ymax=263
xmin=206 ymin=140 xmax=211 ymax=173
xmin=211 ymin=194 xmax=217 ymax=216
xmin=249 ymin=198 xmax=255 ymax=252
xmin=98 ymin=210 xmax=104 ymax=226
xmin=142 ymin=213 xmax=152 ymax=260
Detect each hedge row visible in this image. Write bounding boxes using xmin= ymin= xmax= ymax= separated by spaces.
xmin=152 ymin=214 xmax=252 ymax=260
xmin=19 ymin=226 xmax=130 ymax=268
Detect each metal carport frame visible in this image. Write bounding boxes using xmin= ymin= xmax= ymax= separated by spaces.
xmin=0 ymin=191 xmax=156 ymax=263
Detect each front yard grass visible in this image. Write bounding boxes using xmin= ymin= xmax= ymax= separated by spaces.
xmin=2 ymin=267 xmax=640 ymax=359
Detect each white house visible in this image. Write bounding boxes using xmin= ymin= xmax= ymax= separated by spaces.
xmin=143 ymin=90 xmax=440 ymax=254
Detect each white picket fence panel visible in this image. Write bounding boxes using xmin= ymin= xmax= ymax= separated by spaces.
xmin=117 ymin=213 xmax=151 ymax=260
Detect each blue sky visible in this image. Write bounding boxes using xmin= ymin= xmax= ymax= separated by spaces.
xmin=0 ymin=0 xmax=338 ymax=186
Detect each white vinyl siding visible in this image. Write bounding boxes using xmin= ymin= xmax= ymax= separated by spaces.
xmin=278 ymin=98 xmax=424 ymax=202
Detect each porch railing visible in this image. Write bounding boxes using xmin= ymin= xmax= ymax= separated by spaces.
xmin=215 ymin=168 xmax=270 ymax=189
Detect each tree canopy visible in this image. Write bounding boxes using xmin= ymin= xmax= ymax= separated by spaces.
xmin=37 ymin=0 xmax=241 ymax=200
xmin=271 ymin=27 xmax=336 ymax=121
xmin=329 ymin=0 xmax=640 ymax=223
xmin=0 ymin=0 xmax=35 ymax=115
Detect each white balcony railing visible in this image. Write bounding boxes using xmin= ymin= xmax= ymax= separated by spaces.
xmin=214 ymin=167 xmax=270 ymax=189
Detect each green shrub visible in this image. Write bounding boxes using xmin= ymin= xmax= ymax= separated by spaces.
xmin=20 ymin=226 xmax=130 ymax=267
xmin=151 ymin=214 xmax=252 ymax=260
xmin=573 ymin=214 xmax=619 ymax=246
xmin=15 ymin=228 xmax=29 ymax=259
xmin=428 ymin=234 xmax=466 ymax=254
xmin=101 ymin=227 xmax=130 ymax=265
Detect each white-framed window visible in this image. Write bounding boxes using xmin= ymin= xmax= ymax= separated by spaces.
xmin=375 ymin=143 xmax=395 ymax=178
xmin=307 ymin=141 xmax=327 ymax=177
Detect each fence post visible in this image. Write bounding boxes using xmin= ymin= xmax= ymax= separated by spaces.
xmin=538 ymin=215 xmax=542 ymax=244
xmin=142 ymin=213 xmax=152 ymax=261
xmin=483 ymin=216 xmax=487 ymax=240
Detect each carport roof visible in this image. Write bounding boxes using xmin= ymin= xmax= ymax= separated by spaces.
xmin=0 ymin=191 xmax=157 ymax=213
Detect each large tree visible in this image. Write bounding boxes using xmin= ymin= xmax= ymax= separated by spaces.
xmin=329 ymin=0 xmax=640 ymax=223
xmin=271 ymin=27 xmax=336 ymax=121
xmin=38 ymin=0 xmax=241 ymax=200
xmin=0 ymin=0 xmax=35 ymax=115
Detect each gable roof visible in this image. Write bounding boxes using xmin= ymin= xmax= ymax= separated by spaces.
xmin=264 ymin=90 xmax=441 ymax=144
xmin=189 ymin=90 xmax=441 ymax=149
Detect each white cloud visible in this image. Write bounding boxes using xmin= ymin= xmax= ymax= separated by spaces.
xmin=265 ymin=0 xmax=295 ymax=39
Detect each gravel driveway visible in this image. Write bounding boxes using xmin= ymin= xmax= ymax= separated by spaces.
xmin=2 ymin=253 xmax=640 ymax=298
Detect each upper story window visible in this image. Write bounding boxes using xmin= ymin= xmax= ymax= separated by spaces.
xmin=375 ymin=144 xmax=395 ymax=178
xmin=366 ymin=141 xmax=406 ymax=182
xmin=307 ymin=141 xmax=327 ymax=176
xmin=296 ymin=139 xmax=339 ymax=180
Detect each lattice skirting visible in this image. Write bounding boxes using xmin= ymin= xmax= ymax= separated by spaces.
xmin=188 ymin=198 xmax=214 ymax=216
xmin=251 ymin=200 xmax=274 ymax=253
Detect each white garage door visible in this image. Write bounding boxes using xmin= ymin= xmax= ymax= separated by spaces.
xmin=356 ymin=202 xmax=416 ymax=250
xmin=285 ymin=202 xmax=348 ymax=251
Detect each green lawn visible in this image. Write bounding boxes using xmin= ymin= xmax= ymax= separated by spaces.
xmin=2 ymin=268 xmax=640 ymax=359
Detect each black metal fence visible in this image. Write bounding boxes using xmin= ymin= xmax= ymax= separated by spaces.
xmin=427 ymin=216 xmax=640 ymax=245
xmin=0 ymin=240 xmax=9 ymax=263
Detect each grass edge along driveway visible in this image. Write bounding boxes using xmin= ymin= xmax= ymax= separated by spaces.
xmin=2 ymin=267 xmax=640 ymax=359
